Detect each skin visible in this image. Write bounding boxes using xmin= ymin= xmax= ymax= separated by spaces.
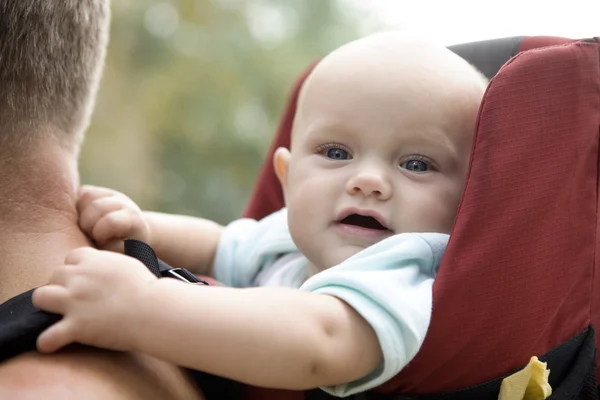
xmin=33 ymin=33 xmax=487 ymax=391
xmin=0 ymin=142 xmax=204 ymax=399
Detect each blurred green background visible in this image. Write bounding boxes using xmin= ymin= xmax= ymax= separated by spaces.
xmin=81 ymin=0 xmax=379 ymax=224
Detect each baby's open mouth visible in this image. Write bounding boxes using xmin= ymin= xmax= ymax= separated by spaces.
xmin=339 ymin=214 xmax=389 ymax=231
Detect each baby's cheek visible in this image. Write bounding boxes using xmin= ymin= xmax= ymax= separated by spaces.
xmin=398 ymin=188 xmax=460 ymax=234
xmin=286 ymin=188 xmax=332 ymax=267
xmin=426 ymin=189 xmax=463 ymax=233
xmin=287 ymin=211 xmax=316 ymax=261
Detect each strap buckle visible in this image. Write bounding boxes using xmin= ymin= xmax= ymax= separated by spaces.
xmin=164 ymin=268 xmax=209 ymax=285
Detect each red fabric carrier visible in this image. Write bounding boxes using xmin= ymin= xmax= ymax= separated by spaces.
xmin=242 ymin=37 xmax=600 ymax=396
xmin=385 ymin=38 xmax=600 ymax=394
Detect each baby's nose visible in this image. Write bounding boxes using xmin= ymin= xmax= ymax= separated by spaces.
xmin=346 ymin=171 xmax=392 ymax=200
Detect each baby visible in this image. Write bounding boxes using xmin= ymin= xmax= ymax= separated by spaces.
xmin=33 ymin=32 xmax=487 ymax=397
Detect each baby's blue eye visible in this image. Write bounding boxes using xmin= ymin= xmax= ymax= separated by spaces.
xmin=402 ymin=159 xmax=429 ymax=172
xmin=326 ymin=148 xmax=350 ymax=160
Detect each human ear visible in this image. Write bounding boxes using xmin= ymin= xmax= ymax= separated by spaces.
xmin=273 ymin=147 xmax=291 ymax=197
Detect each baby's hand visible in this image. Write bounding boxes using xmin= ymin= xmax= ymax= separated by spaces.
xmin=77 ymin=185 xmax=150 ymax=252
xmin=32 ymin=247 xmax=158 ymax=353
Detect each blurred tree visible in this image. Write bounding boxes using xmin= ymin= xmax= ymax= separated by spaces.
xmin=81 ymin=0 xmax=368 ymax=223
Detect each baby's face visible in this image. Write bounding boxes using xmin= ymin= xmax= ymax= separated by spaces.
xmin=280 ymin=35 xmax=486 ymax=271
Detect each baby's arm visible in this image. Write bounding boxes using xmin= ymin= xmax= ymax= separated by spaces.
xmin=131 ymin=280 xmax=381 ymax=389
xmin=32 ymin=248 xmax=382 ymax=390
xmin=142 ymin=211 xmax=223 ymax=275
xmin=78 ymin=185 xmax=222 ymax=275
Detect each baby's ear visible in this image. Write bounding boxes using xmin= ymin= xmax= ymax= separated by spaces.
xmin=273 ymin=147 xmax=291 ymax=194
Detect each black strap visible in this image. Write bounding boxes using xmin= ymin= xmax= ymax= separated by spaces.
xmin=124 ymin=239 xmax=209 ymax=285
xmin=0 ymin=290 xmax=61 ymax=363
xmin=0 ymin=240 xmax=207 ymax=363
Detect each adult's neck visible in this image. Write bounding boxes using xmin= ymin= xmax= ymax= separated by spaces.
xmin=0 ymin=142 xmax=91 ymax=302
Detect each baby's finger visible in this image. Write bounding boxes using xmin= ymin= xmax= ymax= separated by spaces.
xmin=46 ymin=264 xmax=76 ymax=286
xmin=32 ymin=285 xmax=70 ymax=315
xmin=76 ymin=185 xmax=116 ymax=215
xmin=92 ymin=209 xmax=145 ymax=245
xmin=100 ymin=238 xmax=125 ymax=253
xmin=64 ymin=247 xmax=99 ymax=266
xmin=79 ymin=196 xmax=125 ymax=237
xmin=37 ymin=320 xmax=76 ymax=354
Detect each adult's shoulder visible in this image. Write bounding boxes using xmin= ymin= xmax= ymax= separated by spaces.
xmin=0 ymin=346 xmax=204 ymax=400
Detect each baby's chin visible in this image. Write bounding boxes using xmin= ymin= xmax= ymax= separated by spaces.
xmin=311 ymin=245 xmax=370 ymax=272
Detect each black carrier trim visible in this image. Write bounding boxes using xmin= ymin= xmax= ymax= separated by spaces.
xmin=448 ymin=36 xmax=525 ymax=80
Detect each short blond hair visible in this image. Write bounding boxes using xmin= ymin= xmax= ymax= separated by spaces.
xmin=0 ymin=0 xmax=110 ymax=152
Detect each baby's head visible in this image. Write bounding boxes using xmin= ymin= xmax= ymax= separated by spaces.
xmin=274 ymin=32 xmax=488 ymax=271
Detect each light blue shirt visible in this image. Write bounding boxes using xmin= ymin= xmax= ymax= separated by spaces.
xmin=214 ymin=208 xmax=448 ymax=397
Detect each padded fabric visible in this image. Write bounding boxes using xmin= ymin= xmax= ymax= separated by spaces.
xmin=381 ymin=38 xmax=600 ymax=394
xmin=242 ymin=36 xmax=600 ymax=395
xmin=518 ymin=36 xmax=578 ymax=52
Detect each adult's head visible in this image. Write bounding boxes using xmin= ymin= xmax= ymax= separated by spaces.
xmin=0 ymin=0 xmax=109 ymax=155
xmin=0 ymin=0 xmax=112 ymax=302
